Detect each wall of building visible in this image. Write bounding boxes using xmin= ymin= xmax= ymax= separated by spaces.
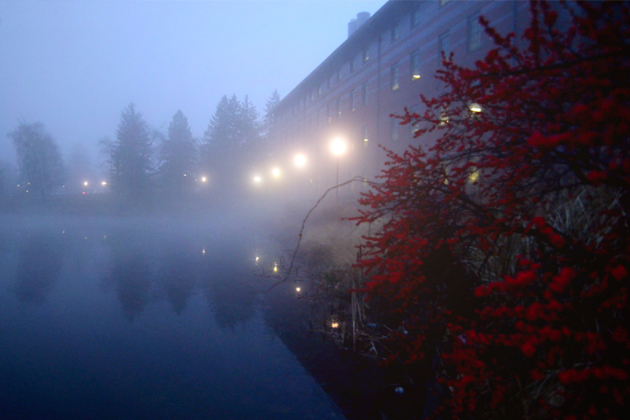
xmin=268 ymin=0 xmax=530 ymax=199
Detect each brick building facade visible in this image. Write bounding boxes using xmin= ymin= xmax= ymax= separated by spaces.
xmin=267 ymin=0 xmax=530 ymax=199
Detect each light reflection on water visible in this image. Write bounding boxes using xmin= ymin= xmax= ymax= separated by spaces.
xmin=0 ymin=216 xmax=345 ymax=420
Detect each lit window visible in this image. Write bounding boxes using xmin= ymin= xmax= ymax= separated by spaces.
xmin=468 ymin=14 xmax=482 ymax=51
xmin=391 ymin=22 xmax=400 ymax=42
xmin=409 ymin=105 xmax=420 ymax=137
xmin=362 ymin=125 xmax=369 ymax=147
xmin=391 ymin=64 xmax=400 ymax=91
xmin=350 ymin=89 xmax=356 ymax=111
xmin=390 ymin=117 xmax=399 ymax=142
xmin=362 ymin=48 xmax=370 ymax=63
xmin=410 ymin=50 xmax=421 ymax=80
xmin=362 ymin=82 xmax=368 ymax=105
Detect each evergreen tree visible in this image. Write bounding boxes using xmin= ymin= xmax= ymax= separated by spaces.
xmin=159 ymin=110 xmax=197 ymax=198
xmin=262 ymin=89 xmax=280 ymax=141
xmin=110 ymin=103 xmax=153 ymax=201
xmin=8 ymin=122 xmax=65 ymax=200
xmin=200 ymin=94 xmax=261 ymax=193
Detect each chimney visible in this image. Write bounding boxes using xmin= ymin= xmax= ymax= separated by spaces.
xmin=348 ymin=12 xmax=370 ymax=38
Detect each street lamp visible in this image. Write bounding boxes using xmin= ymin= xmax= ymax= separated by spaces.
xmin=294 ymin=153 xmax=307 ymax=168
xmin=330 ymin=138 xmax=347 ymax=203
xmin=271 ymin=167 xmax=281 ymax=178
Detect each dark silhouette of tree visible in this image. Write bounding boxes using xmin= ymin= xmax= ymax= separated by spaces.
xmin=158 ymin=110 xmax=197 ymax=199
xmin=200 ymin=94 xmax=261 ymax=195
xmin=110 ymin=103 xmax=153 ymax=202
xmin=8 ymin=122 xmax=65 ymax=200
xmin=262 ymin=89 xmax=280 ymax=141
xmin=355 ymin=2 xmax=630 ymax=419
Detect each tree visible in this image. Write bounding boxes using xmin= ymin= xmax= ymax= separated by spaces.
xmin=200 ymin=94 xmax=261 ymax=193
xmin=158 ymin=110 xmax=197 ymax=198
xmin=355 ymin=2 xmax=630 ymax=419
xmin=8 ymin=122 xmax=64 ymax=200
xmin=110 ymin=103 xmax=153 ymax=201
xmin=262 ymin=89 xmax=281 ymax=141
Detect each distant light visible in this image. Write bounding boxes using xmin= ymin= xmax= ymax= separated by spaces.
xmin=330 ymin=138 xmax=347 ymax=156
xmin=201 ymin=176 xmax=207 ymax=182
xmin=271 ymin=167 xmax=281 ymax=178
xmin=103 ymin=235 xmax=106 ymax=239
xmin=255 ymin=256 xmax=259 ymax=263
xmin=253 ymin=175 xmax=262 ymax=184
xmin=85 ymin=237 xmax=88 ymax=240
xmin=363 ymin=138 xmax=369 ymax=143
xmin=294 ymin=154 xmax=307 ymax=167
xmin=62 ymin=231 xmax=65 ymax=234
xmin=469 ymin=170 xmax=480 ymax=183
xmin=101 ymin=181 xmax=107 ymax=186
xmin=331 ymin=321 xmax=339 ymax=328
xmin=27 ymin=182 xmax=30 ymax=185
xmin=296 ymin=287 xmax=301 ymax=293
xmin=202 ymin=248 xmax=206 ymax=255
xmin=84 ymin=181 xmax=88 ymax=186
xmin=17 ymin=184 xmax=20 ymax=187
xmin=82 ymin=192 xmax=86 ymax=195
xmin=62 ymin=185 xmax=65 ymax=188
xmin=26 ymin=190 xmax=29 ymax=193
xmin=183 ymin=173 xmax=187 ymax=177
xmin=273 ymin=264 xmax=278 ymax=273
xmin=413 ymin=74 xmax=421 ymax=79
xmin=469 ymin=103 xmax=483 ymax=113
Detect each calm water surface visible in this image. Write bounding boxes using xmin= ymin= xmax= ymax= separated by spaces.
xmin=0 ymin=215 xmax=343 ymax=420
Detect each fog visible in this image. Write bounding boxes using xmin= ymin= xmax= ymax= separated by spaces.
xmin=0 ymin=0 xmax=384 ymax=166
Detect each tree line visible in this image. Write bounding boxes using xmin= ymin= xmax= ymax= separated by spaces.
xmin=2 ymin=90 xmax=281 ymax=205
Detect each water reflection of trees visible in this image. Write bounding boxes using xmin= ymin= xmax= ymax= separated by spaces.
xmin=14 ymin=233 xmax=64 ymax=304
xmin=102 ymin=231 xmax=154 ymax=322
xmin=156 ymin=238 xmax=199 ymax=315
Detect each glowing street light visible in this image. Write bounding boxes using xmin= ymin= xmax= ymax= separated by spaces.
xmin=253 ymin=175 xmax=262 ymax=184
xmin=271 ymin=167 xmax=281 ymax=178
xmin=294 ymin=154 xmax=307 ymax=168
xmin=201 ymin=176 xmax=207 ymax=183
xmin=83 ymin=181 xmax=88 ymax=186
xmin=101 ymin=181 xmax=107 ymax=186
xmin=469 ymin=102 xmax=483 ymax=113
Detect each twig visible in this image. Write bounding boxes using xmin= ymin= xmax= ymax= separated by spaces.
xmin=260 ymin=176 xmax=379 ymax=292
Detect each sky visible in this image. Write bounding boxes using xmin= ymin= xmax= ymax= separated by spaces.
xmin=0 ymin=0 xmax=386 ymax=168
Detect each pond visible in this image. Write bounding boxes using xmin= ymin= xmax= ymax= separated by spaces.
xmin=0 ymin=214 xmax=345 ymax=420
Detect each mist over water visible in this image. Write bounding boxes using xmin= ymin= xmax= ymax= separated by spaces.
xmin=0 ymin=212 xmax=344 ymax=420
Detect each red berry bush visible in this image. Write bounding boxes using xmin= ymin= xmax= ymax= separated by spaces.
xmin=355 ymin=2 xmax=630 ymax=418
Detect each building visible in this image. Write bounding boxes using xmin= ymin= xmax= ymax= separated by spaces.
xmin=268 ymin=0 xmax=529 ymax=199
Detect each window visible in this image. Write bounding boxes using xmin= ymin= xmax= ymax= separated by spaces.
xmin=327 ymin=75 xmax=332 ymax=89
xmin=362 ymin=48 xmax=370 ymax=63
xmin=336 ymin=98 xmax=341 ymax=119
xmin=411 ymin=8 xmax=421 ymax=28
xmin=349 ymin=89 xmax=356 ymax=111
xmin=349 ymin=57 xmax=355 ymax=73
xmin=391 ymin=22 xmax=400 ymax=43
xmin=409 ymin=105 xmax=420 ymax=137
xmin=439 ymin=32 xmax=450 ymax=57
xmin=362 ymin=125 xmax=369 ymax=147
xmin=410 ymin=50 xmax=421 ymax=80
xmin=390 ymin=117 xmax=399 ymax=142
xmin=362 ymin=82 xmax=368 ymax=105
xmin=468 ymin=14 xmax=482 ymax=51
xmin=336 ymin=68 xmax=342 ymax=82
xmin=318 ymin=83 xmax=323 ymax=96
xmin=391 ymin=63 xmax=400 ymax=91
xmin=327 ymin=104 xmax=332 ymax=123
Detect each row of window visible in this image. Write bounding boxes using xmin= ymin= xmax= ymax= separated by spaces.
xmin=286 ymin=3 xmax=483 ymax=117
